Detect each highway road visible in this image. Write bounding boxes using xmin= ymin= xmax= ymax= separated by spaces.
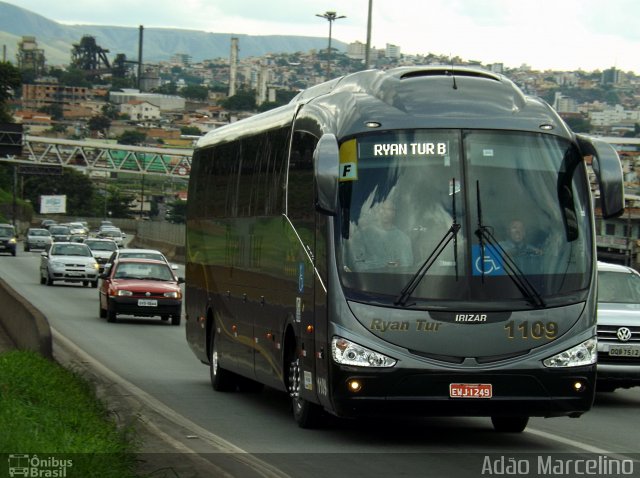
xmin=2 ymin=249 xmax=639 ymax=477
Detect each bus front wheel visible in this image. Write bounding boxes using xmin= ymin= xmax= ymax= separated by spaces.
xmin=288 ymin=356 xmax=322 ymax=428
xmin=491 ymin=416 xmax=529 ymax=433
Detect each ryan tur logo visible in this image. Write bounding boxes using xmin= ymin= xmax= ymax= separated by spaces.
xmin=8 ymin=454 xmax=73 ymax=477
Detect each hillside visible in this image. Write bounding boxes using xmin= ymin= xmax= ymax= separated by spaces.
xmin=0 ymin=1 xmax=346 ymax=66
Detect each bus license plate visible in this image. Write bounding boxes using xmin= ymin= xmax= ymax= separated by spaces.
xmin=609 ymin=346 xmax=640 ymax=357
xmin=449 ymin=383 xmax=492 ymax=398
xmin=138 ymin=299 xmax=157 ymax=307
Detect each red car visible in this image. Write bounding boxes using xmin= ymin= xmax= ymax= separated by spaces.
xmin=98 ymin=258 xmax=184 ymax=325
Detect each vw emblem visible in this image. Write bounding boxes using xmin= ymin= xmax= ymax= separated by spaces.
xmin=145 ymin=292 xmax=151 ymax=297
xmin=617 ymin=327 xmax=632 ymax=342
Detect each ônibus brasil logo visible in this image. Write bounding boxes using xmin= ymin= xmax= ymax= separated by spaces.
xmin=7 ymin=454 xmax=73 ymax=477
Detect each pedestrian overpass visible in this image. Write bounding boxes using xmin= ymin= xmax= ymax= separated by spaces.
xmin=0 ymin=135 xmax=193 ymax=178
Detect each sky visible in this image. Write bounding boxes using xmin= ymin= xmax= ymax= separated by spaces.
xmin=4 ymin=0 xmax=640 ymax=73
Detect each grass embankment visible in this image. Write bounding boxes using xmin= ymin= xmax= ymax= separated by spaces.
xmin=0 ymin=350 xmax=139 ymax=477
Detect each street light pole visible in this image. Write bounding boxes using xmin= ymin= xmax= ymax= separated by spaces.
xmin=316 ymin=11 xmax=346 ymax=78
xmin=365 ymin=0 xmax=372 ymax=69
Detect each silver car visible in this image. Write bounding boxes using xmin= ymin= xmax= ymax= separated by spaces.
xmin=596 ymin=261 xmax=640 ymax=392
xmin=40 ymin=242 xmax=100 ymax=287
xmin=24 ymin=227 xmax=53 ymax=251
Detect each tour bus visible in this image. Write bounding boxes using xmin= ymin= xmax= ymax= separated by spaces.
xmin=185 ymin=66 xmax=624 ymax=432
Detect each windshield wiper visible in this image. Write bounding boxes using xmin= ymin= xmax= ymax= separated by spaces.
xmin=474 ymin=181 xmax=545 ymax=308
xmin=395 ymin=178 xmax=461 ymax=307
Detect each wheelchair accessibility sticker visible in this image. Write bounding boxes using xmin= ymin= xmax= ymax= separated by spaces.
xmin=472 ymin=244 xmax=505 ymax=276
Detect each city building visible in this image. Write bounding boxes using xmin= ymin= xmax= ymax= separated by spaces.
xmin=109 ymin=89 xmax=185 ymax=111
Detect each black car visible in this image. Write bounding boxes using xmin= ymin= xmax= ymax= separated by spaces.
xmin=0 ymin=223 xmax=17 ymax=256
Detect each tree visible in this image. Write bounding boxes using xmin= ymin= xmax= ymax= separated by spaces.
xmin=166 ymin=199 xmax=187 ymax=224
xmin=0 ymin=62 xmax=21 ymax=122
xmin=104 ymin=186 xmax=136 ymax=218
xmin=101 ymin=102 xmax=120 ymax=120
xmin=154 ymin=82 xmax=178 ymax=95
xmin=22 ymin=167 xmax=99 ymax=217
xmin=180 ymin=126 xmax=202 ymax=136
xmin=222 ymin=90 xmax=256 ymax=111
xmin=37 ymin=104 xmax=64 ymax=121
xmin=117 ymin=130 xmax=147 ymax=145
xmin=87 ymin=115 xmax=111 ymax=137
xmin=180 ymin=85 xmax=209 ymax=101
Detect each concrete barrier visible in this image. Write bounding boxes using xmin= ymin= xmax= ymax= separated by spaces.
xmin=0 ymin=276 xmax=52 ymax=359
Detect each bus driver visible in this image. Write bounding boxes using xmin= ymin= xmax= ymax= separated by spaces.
xmin=347 ymin=199 xmax=413 ymax=271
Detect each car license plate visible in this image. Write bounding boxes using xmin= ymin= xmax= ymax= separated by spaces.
xmin=449 ymin=383 xmax=492 ymax=398
xmin=609 ymin=346 xmax=640 ymax=357
xmin=138 ymin=299 xmax=157 ymax=307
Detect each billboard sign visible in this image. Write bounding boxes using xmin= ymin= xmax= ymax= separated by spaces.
xmin=40 ymin=195 xmax=67 ymax=214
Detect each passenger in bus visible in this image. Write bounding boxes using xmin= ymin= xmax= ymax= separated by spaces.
xmin=347 ymin=199 xmax=413 ymax=271
xmin=502 ymin=219 xmax=543 ymax=271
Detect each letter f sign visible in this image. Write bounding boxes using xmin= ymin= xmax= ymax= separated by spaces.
xmin=339 ymin=162 xmax=357 ymax=181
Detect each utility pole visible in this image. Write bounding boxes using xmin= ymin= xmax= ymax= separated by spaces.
xmin=316 ymin=11 xmax=346 ymax=78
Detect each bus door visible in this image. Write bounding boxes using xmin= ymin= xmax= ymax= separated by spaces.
xmin=286 ymin=130 xmax=322 ymax=405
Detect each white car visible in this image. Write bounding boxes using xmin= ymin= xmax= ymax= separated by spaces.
xmin=596 ymin=261 xmax=640 ymax=392
xmin=24 ymin=227 xmax=53 ymax=252
xmin=84 ymin=238 xmax=119 ymax=272
xmin=40 ymin=242 xmax=100 ymax=287
xmin=97 ymin=228 xmax=125 ymax=247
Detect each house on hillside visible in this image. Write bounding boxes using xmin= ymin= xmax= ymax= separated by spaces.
xmin=120 ymin=100 xmax=161 ymax=121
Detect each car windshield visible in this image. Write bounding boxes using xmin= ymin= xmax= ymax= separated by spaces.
xmin=30 ymin=229 xmax=50 ymax=236
xmin=51 ymin=244 xmax=92 ymax=256
xmin=598 ymin=270 xmax=640 ymax=303
xmin=121 ymin=252 xmax=163 ymax=261
xmin=0 ymin=226 xmax=15 ymax=236
xmin=86 ymin=241 xmax=117 ymax=251
xmin=113 ymin=263 xmax=174 ymax=281
xmin=50 ymin=226 xmax=70 ymax=234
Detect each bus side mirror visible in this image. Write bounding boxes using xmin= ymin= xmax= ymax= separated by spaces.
xmin=314 ymin=133 xmax=340 ymax=215
xmin=577 ymin=135 xmax=624 ymax=219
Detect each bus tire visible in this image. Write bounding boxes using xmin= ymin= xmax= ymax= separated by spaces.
xmin=288 ymin=356 xmax=322 ymax=428
xmin=491 ymin=416 xmax=529 ymax=433
xmin=209 ymin=331 xmax=236 ymax=392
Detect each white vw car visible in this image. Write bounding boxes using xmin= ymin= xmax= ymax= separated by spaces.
xmin=596 ymin=261 xmax=640 ymax=392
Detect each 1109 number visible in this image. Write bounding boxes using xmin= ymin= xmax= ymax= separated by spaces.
xmin=504 ymin=320 xmax=558 ymax=340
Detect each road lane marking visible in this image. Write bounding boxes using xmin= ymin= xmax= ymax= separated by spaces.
xmin=52 ymin=328 xmax=292 ymax=478
xmin=527 ymin=427 xmax=639 ymax=462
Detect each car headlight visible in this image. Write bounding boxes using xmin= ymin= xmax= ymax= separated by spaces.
xmin=543 ymin=338 xmax=597 ymax=368
xmin=9 ymin=238 xmax=16 ymax=244
xmin=163 ymin=291 xmax=181 ymax=299
xmin=331 ymin=336 xmax=397 ymax=367
xmin=90 ymin=262 xmax=99 ymax=270
xmin=49 ymin=260 xmax=65 ymax=271
xmin=116 ymin=290 xmax=133 ymax=297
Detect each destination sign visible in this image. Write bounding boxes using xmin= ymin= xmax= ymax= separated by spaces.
xmin=373 ymin=142 xmax=448 ymax=157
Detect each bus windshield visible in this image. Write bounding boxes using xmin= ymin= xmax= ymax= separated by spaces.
xmin=337 ymin=129 xmax=592 ymax=308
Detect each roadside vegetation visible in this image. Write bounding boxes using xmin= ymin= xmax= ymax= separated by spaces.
xmin=0 ymin=350 xmax=139 ymax=477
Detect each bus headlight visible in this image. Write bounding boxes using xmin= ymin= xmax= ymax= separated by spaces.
xmin=331 ymin=336 xmax=397 ymax=368
xmin=543 ymin=338 xmax=597 ymax=368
